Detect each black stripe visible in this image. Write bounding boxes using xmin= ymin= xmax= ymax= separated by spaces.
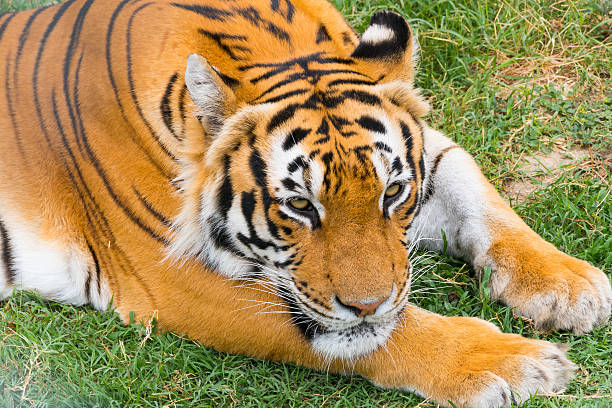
xmin=321 ymin=152 xmax=333 ymax=192
xmin=105 ymin=0 xmax=174 ymax=179
xmin=62 ymin=0 xmax=96 ymax=155
xmin=237 ymin=192 xmax=280 ymax=251
xmin=218 ymin=155 xmax=234 ymax=220
xmin=160 ymin=72 xmax=181 ymax=140
xmin=252 ymin=67 xmax=368 ymax=85
xmin=257 ymin=88 xmax=309 ymax=105
xmin=342 ymin=90 xmax=381 ymax=105
xmin=315 ymin=56 xmax=356 ymax=65
xmin=233 ymin=6 xmax=290 ymax=43
xmin=241 ymin=53 xmax=359 ymax=84
xmin=4 ymin=53 xmax=25 ymax=157
xmin=178 ymin=84 xmax=187 ymax=138
xmin=240 ymin=52 xmax=323 ymax=70
xmin=0 ymin=217 xmax=16 ymax=285
xmin=0 ymin=12 xmax=17 ymax=43
xmin=211 ymin=67 xmax=239 ymax=88
xmin=342 ymin=32 xmax=353 ymax=45
xmin=374 ymin=141 xmax=392 ymax=153
xmin=417 ymin=140 xmax=426 ymax=202
xmin=71 ymin=57 xmax=170 ymax=245
xmin=281 ymin=178 xmax=298 ymax=191
xmin=173 ymin=3 xmax=290 ymax=43
xmin=29 ymin=1 xmax=125 ymax=275
xmin=287 ymin=156 xmax=308 ymax=173
xmin=208 ymin=215 xmax=242 ymax=254
xmin=86 ymin=242 xmax=102 ymax=300
xmin=271 ymin=0 xmax=294 ymax=22
xmin=392 ymin=156 xmax=403 ymax=172
xmin=127 ymin=2 xmax=178 ymax=161
xmin=277 ymin=286 xmax=324 ymax=340
xmin=421 ymin=145 xmax=460 ymax=203
xmin=106 ymin=0 xmax=139 ymax=115
xmin=356 ymin=115 xmax=386 ymax=134
xmin=285 ymin=0 xmax=295 ymax=22
xmin=249 ymin=149 xmax=284 ymax=241
xmin=252 ymin=73 xmax=304 ymax=102
xmin=267 ymin=103 xmax=299 ymax=133
xmin=329 ymin=115 xmax=352 ymax=135
xmin=84 ymin=262 xmax=92 ymax=303
xmin=32 ymin=0 xmax=78 ymax=147
xmin=198 ymin=29 xmax=249 ymax=61
xmin=250 ymin=150 xmax=267 ymax=188
xmin=316 ymin=25 xmax=330 ymax=43
xmin=327 ymin=78 xmax=377 ymax=87
xmin=30 ymin=19 xmax=118 ymax=284
xmin=15 ymin=6 xmax=49 ymax=79
xmin=0 ymin=12 xmax=13 ymax=23
xmin=313 ymin=117 xmax=330 ymax=144
xmin=353 ymin=145 xmax=372 ymax=166
xmin=400 ymin=121 xmax=417 ymax=179
xmin=132 ymin=186 xmax=173 ymax=226
xmin=282 ymin=128 xmax=310 ymax=150
xmin=171 ymin=3 xmax=232 ymax=20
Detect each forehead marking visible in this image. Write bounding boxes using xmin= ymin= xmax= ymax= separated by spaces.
xmin=282 ymin=127 xmax=310 ymax=150
xmin=356 ymin=115 xmax=385 ymax=134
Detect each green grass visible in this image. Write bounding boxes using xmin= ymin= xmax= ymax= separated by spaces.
xmin=1 ymin=0 xmax=611 ymax=407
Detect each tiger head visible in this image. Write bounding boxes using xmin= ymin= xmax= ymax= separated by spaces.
xmin=172 ymin=12 xmax=430 ymax=360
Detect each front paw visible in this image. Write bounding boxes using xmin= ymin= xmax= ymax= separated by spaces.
xmin=456 ymin=334 xmax=575 ymax=408
xmin=480 ymin=236 xmax=611 ymax=333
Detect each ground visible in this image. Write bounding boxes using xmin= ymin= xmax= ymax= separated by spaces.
xmin=1 ymin=0 xmax=611 ymax=406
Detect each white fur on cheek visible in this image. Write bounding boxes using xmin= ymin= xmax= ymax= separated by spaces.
xmin=168 ymin=175 xmax=251 ymax=279
xmin=407 ymin=126 xmax=492 ymax=261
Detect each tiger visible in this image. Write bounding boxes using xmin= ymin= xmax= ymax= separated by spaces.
xmin=0 ymin=0 xmax=610 ymax=406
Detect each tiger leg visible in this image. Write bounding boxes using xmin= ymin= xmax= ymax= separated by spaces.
xmin=0 ymin=209 xmax=111 ymax=310
xmin=408 ymin=126 xmax=611 ymax=333
xmin=162 ymin=273 xmax=574 ymax=408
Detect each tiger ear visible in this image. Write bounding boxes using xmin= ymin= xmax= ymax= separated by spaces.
xmin=351 ymin=11 xmax=418 ymax=83
xmin=185 ymin=54 xmax=237 ymax=136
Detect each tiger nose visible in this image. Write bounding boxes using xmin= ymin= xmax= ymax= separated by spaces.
xmin=338 ymin=296 xmax=388 ymax=318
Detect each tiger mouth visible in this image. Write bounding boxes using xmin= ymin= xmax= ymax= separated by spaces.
xmin=308 ymin=316 xmax=400 ymax=360
xmin=278 ymin=281 xmax=409 ymax=340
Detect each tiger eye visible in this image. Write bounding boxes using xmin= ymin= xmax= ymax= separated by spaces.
xmin=289 ymin=199 xmax=311 ymax=211
xmin=384 ymin=183 xmax=401 ymax=198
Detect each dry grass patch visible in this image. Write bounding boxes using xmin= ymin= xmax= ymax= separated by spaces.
xmin=502 ymin=142 xmax=611 ymax=203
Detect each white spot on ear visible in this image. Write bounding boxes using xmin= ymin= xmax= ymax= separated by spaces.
xmin=361 ymin=24 xmax=395 ymax=44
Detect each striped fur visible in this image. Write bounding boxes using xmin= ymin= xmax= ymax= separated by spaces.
xmin=0 ymin=1 xmax=609 ymax=407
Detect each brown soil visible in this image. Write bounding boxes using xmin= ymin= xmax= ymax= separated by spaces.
xmin=502 ymin=145 xmax=598 ymax=203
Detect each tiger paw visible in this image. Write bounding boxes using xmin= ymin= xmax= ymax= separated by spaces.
xmin=478 ymin=234 xmax=612 ymax=334
xmin=364 ymin=314 xmax=576 ymax=408
xmin=454 ymin=337 xmax=576 ymax=408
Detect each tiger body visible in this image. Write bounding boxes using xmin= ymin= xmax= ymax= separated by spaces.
xmin=0 ymin=1 xmax=610 ymax=407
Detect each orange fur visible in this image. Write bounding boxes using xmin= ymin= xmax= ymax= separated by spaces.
xmin=0 ymin=1 xmax=606 ymax=406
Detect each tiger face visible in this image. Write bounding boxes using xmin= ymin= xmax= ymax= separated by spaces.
xmin=173 ymin=11 xmax=430 ymax=360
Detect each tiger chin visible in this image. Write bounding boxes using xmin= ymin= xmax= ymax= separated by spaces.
xmin=0 ymin=1 xmax=609 ymax=407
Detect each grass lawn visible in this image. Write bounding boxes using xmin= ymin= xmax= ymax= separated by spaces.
xmin=1 ymin=0 xmax=611 ymax=406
